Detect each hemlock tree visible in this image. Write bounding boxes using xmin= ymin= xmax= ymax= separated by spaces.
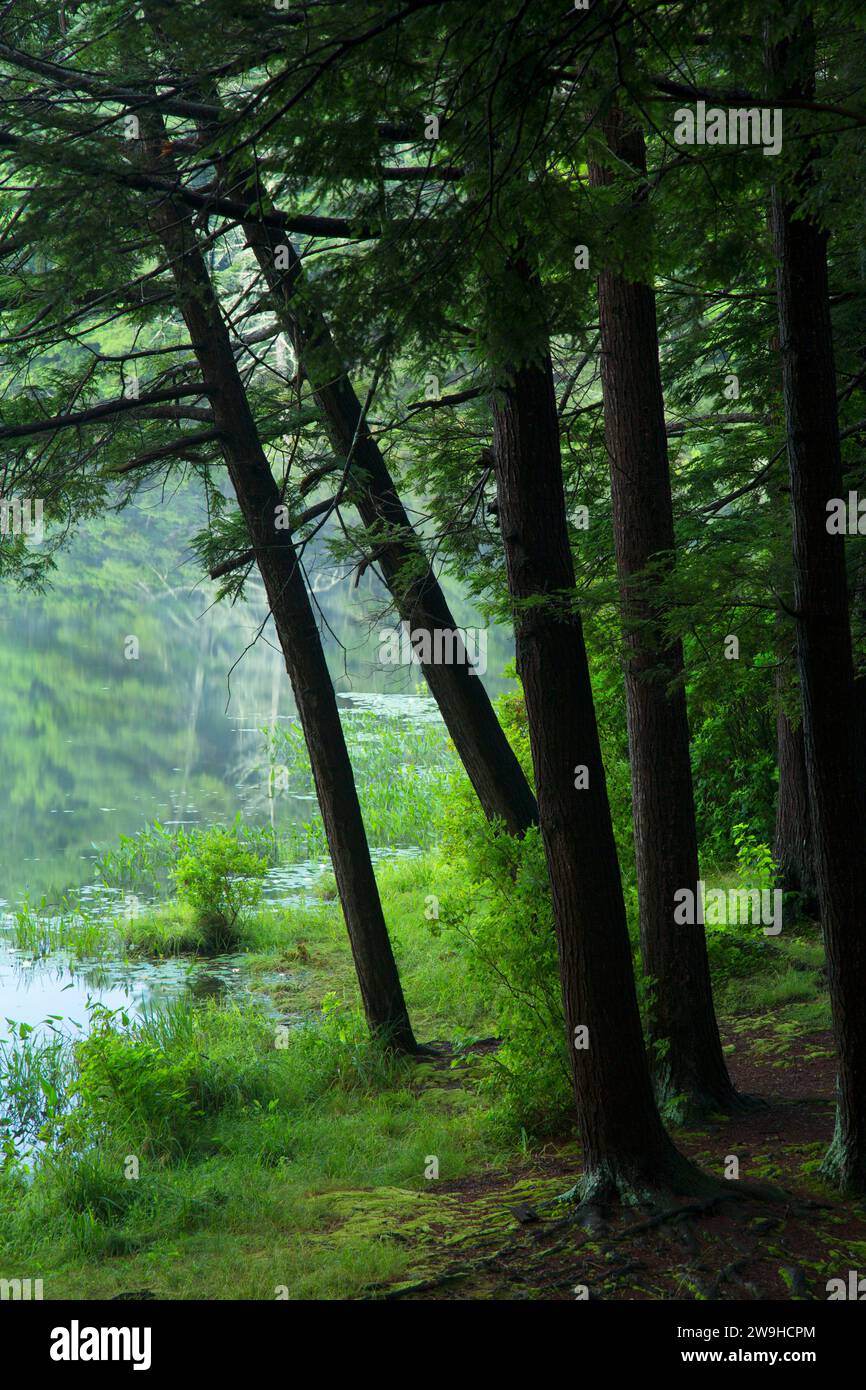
xmin=422 ymin=1 xmax=716 ymax=1195
xmin=766 ymin=10 xmax=866 ymax=1191
xmin=588 ymin=104 xmax=741 ymax=1116
xmin=136 ymin=27 xmax=539 ymax=838
xmin=190 ymin=0 xmax=716 ymax=1196
xmin=141 ymin=119 xmax=418 ymax=1052
xmin=486 ymin=258 xmax=710 ymax=1196
xmin=4 ymin=0 xmax=866 ymax=1206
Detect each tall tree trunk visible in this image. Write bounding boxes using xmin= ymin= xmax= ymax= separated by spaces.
xmin=488 ymin=258 xmax=709 ymax=1198
xmin=851 ymin=563 xmax=866 ymax=795
xmin=142 ymin=134 xmax=416 ymax=1052
xmin=768 ymin=264 xmax=818 ymax=909
xmin=242 ymin=216 xmax=537 ymax=837
xmin=589 ymin=113 xmax=739 ymax=1116
xmin=773 ymin=656 xmax=818 ymax=906
xmin=767 ymin=20 xmax=866 ymax=1190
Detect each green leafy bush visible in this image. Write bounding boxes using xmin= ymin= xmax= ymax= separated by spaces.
xmin=686 ymin=656 xmax=777 ymax=862
xmin=171 ymin=825 xmax=268 ymax=952
xmin=732 ymin=823 xmax=779 ymax=895
xmin=53 ymin=1001 xmax=280 ymax=1162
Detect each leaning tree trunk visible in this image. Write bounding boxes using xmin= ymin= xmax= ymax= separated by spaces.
xmin=767 ymin=19 xmax=866 ymax=1191
xmin=588 ymin=113 xmax=739 ymax=1116
xmin=488 ymin=259 xmax=709 ymax=1198
xmin=161 ymin=60 xmax=536 ymax=839
xmin=242 ymin=214 xmax=537 ymax=837
xmin=142 ymin=130 xmax=416 ymax=1052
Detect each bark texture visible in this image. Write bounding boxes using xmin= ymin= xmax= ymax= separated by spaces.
xmin=489 ymin=264 xmax=707 ymax=1194
xmin=767 ymin=22 xmax=866 ymax=1189
xmin=589 ymin=113 xmax=739 ymax=1115
xmin=773 ymin=660 xmax=818 ymax=906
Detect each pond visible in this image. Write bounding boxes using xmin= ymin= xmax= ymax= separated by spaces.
xmin=0 ymin=495 xmax=512 ymax=1049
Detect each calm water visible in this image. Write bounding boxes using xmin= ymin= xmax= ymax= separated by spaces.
xmin=0 ymin=498 xmax=513 ymax=1035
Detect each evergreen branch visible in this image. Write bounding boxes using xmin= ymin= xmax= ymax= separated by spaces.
xmin=650 ymin=76 xmax=866 ymax=128
xmin=0 ymin=386 xmax=208 ymax=441
xmin=107 ymin=428 xmax=224 ymax=475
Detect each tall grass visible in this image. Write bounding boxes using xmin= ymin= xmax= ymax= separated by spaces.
xmin=8 ymin=898 xmax=113 ymax=957
xmin=0 ymin=1019 xmax=76 ymax=1154
xmin=94 ymin=814 xmax=279 ymax=898
xmin=267 ymin=708 xmax=456 ymax=857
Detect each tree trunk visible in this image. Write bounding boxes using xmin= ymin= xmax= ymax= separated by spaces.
xmin=773 ymin=659 xmax=818 ymax=906
xmin=767 ymin=20 xmax=866 ymax=1190
xmin=488 ymin=260 xmax=708 ymax=1198
xmin=243 ymin=216 xmax=538 ymax=837
xmin=161 ymin=63 xmax=536 ymax=839
xmin=589 ymin=113 xmax=739 ymax=1116
xmin=851 ymin=563 xmax=866 ymax=797
xmin=143 ymin=135 xmax=416 ymax=1052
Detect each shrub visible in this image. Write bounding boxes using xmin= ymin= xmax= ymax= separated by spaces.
xmin=171 ymin=826 xmax=268 ymax=952
xmin=52 ymin=1000 xmax=281 ymax=1163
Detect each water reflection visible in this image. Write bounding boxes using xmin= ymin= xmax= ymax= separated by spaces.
xmin=0 ymin=500 xmax=512 ymax=909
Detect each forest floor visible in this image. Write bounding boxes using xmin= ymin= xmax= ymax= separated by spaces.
xmin=363 ymin=1018 xmax=863 ymax=1301
xmin=21 ymin=1010 xmax=858 ymax=1303
xmin=3 ymin=857 xmax=863 ymax=1301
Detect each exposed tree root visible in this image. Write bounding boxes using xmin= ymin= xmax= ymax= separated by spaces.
xmin=538 ymin=1156 xmax=788 ymax=1219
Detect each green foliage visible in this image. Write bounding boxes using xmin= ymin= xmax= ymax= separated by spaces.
xmin=267 ymin=708 xmax=456 ymax=857
xmin=0 ymin=971 xmax=499 ymax=1282
xmin=697 ymin=828 xmax=781 ymax=985
xmin=59 ymin=1004 xmax=200 ymax=1162
xmin=441 ymin=817 xmax=572 ymax=1139
xmin=688 ymin=661 xmax=778 ymax=863
xmin=10 ymin=897 xmax=112 ymax=958
xmin=96 ymin=816 xmax=278 ymax=900
xmin=0 ymin=1018 xmax=74 ymax=1157
xmin=1 ymin=0 xmax=863 ymax=1294
xmin=171 ymin=826 xmax=268 ymax=953
xmin=433 ymin=692 xmax=573 ymax=1138
xmin=47 ymin=1000 xmax=288 ymax=1167
xmin=733 ymin=823 xmax=780 ymax=896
